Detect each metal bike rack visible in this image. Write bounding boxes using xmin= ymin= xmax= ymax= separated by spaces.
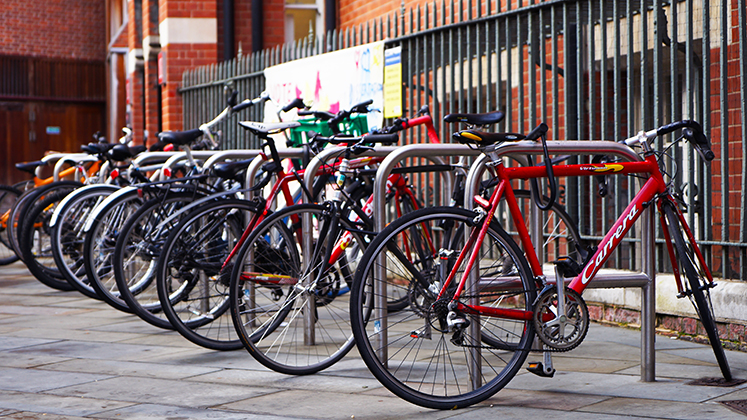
xmin=202 ymin=150 xmax=261 ymax=170
xmin=370 ymin=144 xmax=482 ymax=360
xmin=300 ymin=145 xmax=461 ymax=345
xmin=48 ymin=154 xmax=97 ymax=182
xmin=157 ymin=151 xmax=232 ymax=181
xmin=462 ymin=140 xmax=656 ymax=382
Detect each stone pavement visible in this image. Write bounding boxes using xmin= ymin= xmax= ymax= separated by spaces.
xmin=1 ymin=261 xmax=747 ymax=420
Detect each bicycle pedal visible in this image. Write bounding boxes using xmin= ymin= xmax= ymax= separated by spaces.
xmin=552 ymin=256 xmax=582 ymax=278
xmin=527 ymin=362 xmax=555 ymax=378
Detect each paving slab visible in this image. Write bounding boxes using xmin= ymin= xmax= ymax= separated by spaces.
xmin=0 ymin=367 xmax=112 ymax=393
xmin=505 ymin=370 xmax=747 ymax=403
xmin=577 ymin=397 xmax=745 ymax=419
xmin=186 ymin=366 xmax=384 ymax=393
xmin=0 ymin=390 xmax=132 ymax=417
xmin=6 ymin=339 xmax=194 ymax=362
xmin=89 ymin=403 xmax=310 ymax=420
xmin=40 ymin=358 xmax=223 ymax=380
xmin=217 ymin=389 xmax=452 ymax=420
xmin=47 ymin=376 xmax=278 ymax=408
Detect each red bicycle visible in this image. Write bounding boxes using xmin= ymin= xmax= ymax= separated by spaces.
xmin=350 ymin=119 xmax=729 ymax=409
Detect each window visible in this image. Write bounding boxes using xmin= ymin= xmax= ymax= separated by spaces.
xmin=285 ymin=0 xmax=322 ymax=43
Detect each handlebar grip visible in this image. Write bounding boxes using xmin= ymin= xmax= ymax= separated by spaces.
xmin=658 ymin=120 xmax=715 ymax=162
xmin=363 ymin=133 xmax=399 ymax=144
xmin=350 ymin=99 xmax=374 ymax=113
xmin=281 ymin=97 xmax=305 ymax=113
xmin=232 ymin=100 xmax=254 ymax=113
xmin=525 ymin=123 xmax=549 ymax=141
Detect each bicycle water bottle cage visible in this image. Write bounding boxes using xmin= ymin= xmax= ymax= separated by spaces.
xmin=157 ymin=128 xmax=203 ymax=147
xmin=444 ymin=110 xmax=505 ymax=126
xmin=452 ymin=130 xmax=525 ymax=147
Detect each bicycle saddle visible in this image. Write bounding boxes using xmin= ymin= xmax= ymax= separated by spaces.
xmin=238 ymin=121 xmax=300 ymax=136
xmin=15 ymin=160 xmax=46 ymax=174
xmin=452 ymin=129 xmax=525 ymax=146
xmin=109 ymin=144 xmax=147 ymax=162
xmin=81 ymin=143 xmax=115 ymax=155
xmin=443 ymin=110 xmax=505 ymax=126
xmin=212 ymin=159 xmax=254 ymax=182
xmin=158 ymin=128 xmax=203 ymax=146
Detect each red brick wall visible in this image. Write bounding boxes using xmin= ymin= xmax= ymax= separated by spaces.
xmin=338 ymin=0 xmax=520 ymax=30
xmin=159 ymin=0 xmax=217 ymax=19
xmin=0 ymin=0 xmax=105 ymax=60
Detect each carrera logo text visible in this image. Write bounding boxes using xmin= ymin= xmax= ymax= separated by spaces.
xmin=581 ymin=204 xmax=639 ymax=284
xmin=579 ymin=164 xmax=625 ymax=173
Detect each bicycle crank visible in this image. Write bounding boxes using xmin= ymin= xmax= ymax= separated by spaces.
xmin=532 ymin=286 xmax=589 ymax=352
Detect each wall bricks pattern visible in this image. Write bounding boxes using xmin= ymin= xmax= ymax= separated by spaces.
xmin=0 ymin=0 xmax=105 ymax=61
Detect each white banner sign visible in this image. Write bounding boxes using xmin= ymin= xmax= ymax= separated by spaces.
xmin=264 ymin=41 xmax=385 ymax=130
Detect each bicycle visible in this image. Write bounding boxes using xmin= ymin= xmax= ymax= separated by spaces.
xmin=227 ymin=132 xmax=402 ymax=372
xmin=348 ymin=119 xmax=728 ymax=409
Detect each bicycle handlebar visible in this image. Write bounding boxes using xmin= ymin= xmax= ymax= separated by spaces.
xmin=232 ymin=91 xmax=271 ymax=113
xmin=524 ymin=122 xmax=549 ymax=141
xmin=281 ymin=97 xmax=306 ymax=113
xmin=328 ymin=99 xmax=374 ymax=128
xmin=658 ymin=120 xmax=714 ymax=162
xmin=629 ymin=120 xmax=715 ymax=162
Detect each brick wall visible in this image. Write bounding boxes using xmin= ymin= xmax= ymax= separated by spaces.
xmin=0 ymin=0 xmax=105 ymax=60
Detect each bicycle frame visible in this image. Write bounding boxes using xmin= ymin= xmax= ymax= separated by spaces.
xmin=447 ymin=150 xmax=712 ymax=320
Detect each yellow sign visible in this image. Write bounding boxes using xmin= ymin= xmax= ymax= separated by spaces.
xmin=384 ymin=47 xmax=402 ymax=118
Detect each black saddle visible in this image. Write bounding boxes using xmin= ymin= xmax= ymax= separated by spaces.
xmin=212 ymin=159 xmax=254 ymax=183
xmin=443 ymin=111 xmax=505 ymax=126
xmin=158 ymin=128 xmax=203 ymax=146
xmin=15 ymin=160 xmax=46 ymax=175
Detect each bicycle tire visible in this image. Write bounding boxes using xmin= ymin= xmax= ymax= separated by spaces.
xmin=50 ymin=184 xmax=121 ymax=298
xmin=19 ymin=187 xmax=79 ymax=291
xmin=0 ymin=185 xmax=22 ymax=265
xmin=155 ymin=198 xmax=260 ymax=348
xmin=8 ymin=181 xmax=83 ymax=264
xmin=83 ymin=188 xmax=145 ymax=312
xmin=662 ymin=200 xmax=732 ymax=381
xmin=87 ymin=189 xmax=207 ymax=313
xmin=349 ymin=206 xmax=536 ymax=409
xmin=229 ymin=203 xmax=367 ymax=374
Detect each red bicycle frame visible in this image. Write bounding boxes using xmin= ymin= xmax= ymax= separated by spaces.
xmin=444 ymin=152 xmax=712 ymax=320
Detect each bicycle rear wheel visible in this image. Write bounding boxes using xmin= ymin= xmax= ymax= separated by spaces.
xmin=349 ymin=206 xmax=536 ymax=409
xmin=661 ymin=200 xmax=731 ymax=381
xmin=20 ymin=187 xmax=79 ymax=291
xmin=229 ymin=203 xmax=366 ymax=374
xmin=0 ymin=185 xmax=21 ymax=265
xmin=51 ymin=184 xmax=120 ymax=298
xmin=152 ymin=198 xmax=258 ymax=348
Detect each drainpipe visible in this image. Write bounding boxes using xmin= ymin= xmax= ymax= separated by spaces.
xmin=224 ymin=0 xmax=234 ymax=60
xmin=325 ymin=0 xmax=336 ymax=34
xmin=251 ymin=0 xmax=263 ymax=52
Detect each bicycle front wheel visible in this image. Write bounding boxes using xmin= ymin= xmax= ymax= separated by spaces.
xmin=229 ymin=203 xmax=366 ymax=374
xmin=661 ymin=200 xmax=731 ymax=381
xmin=349 ymin=206 xmax=536 ymax=409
